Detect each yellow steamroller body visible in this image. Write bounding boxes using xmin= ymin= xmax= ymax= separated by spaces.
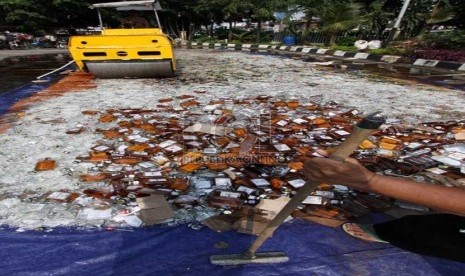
xmin=68 ymin=0 xmax=175 ymax=78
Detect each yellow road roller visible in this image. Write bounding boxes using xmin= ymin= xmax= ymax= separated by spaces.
xmin=68 ymin=0 xmax=176 ymax=78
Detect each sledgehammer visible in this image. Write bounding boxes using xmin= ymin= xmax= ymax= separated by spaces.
xmin=210 ymin=112 xmax=386 ymax=265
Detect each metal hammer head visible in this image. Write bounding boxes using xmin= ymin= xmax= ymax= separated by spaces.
xmin=356 ymin=111 xmax=386 ymax=130
xmin=210 ymin=252 xmax=289 ymax=265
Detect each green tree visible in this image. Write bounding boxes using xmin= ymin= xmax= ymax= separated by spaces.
xmin=316 ymin=1 xmax=367 ymax=45
xmin=0 ymin=0 xmax=55 ymax=32
xmin=191 ymin=0 xmax=280 ymax=43
xmin=162 ymin=0 xmax=209 ymax=40
xmin=389 ymin=0 xmax=463 ymax=38
xmin=425 ymin=0 xmax=456 ymax=26
xmin=222 ymin=0 xmax=252 ymax=41
xmin=194 ymin=0 xmax=224 ymax=36
xmin=50 ymin=0 xmax=102 ymax=29
xmin=395 ymin=0 xmax=438 ymax=39
xmin=0 ymin=0 xmax=110 ymax=32
xmin=248 ymin=0 xmax=280 ymax=43
xmin=194 ymin=0 xmax=250 ymax=40
xmin=447 ymin=0 xmax=465 ymax=28
xmin=361 ymin=0 xmax=394 ymax=38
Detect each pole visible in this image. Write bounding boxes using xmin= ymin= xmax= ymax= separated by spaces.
xmin=385 ymin=0 xmax=412 ymax=44
xmin=97 ymin=10 xmax=103 ymax=30
xmin=153 ymin=0 xmax=162 ymax=30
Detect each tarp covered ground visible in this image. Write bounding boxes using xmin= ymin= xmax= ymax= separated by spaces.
xmin=1 ymin=219 xmax=463 ymax=276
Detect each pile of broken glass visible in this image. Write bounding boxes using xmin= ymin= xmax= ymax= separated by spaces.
xmin=36 ymin=93 xmax=465 ymax=232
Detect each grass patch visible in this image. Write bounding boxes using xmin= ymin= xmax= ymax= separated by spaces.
xmin=331 ymin=45 xmax=357 ymax=52
xmin=369 ymin=48 xmax=411 ymax=56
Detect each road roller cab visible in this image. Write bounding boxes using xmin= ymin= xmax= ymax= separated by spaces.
xmin=68 ymin=0 xmax=176 ymax=78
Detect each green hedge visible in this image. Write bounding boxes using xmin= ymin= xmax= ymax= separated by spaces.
xmin=368 ymin=48 xmax=411 ymax=56
xmin=331 ymin=45 xmax=357 ymax=52
xmin=423 ymin=30 xmax=465 ymax=50
xmin=335 ymin=36 xmax=358 ymax=46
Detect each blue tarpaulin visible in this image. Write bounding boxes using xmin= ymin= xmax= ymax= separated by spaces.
xmin=0 ymin=82 xmax=53 ymax=115
xmin=1 ymin=220 xmax=463 ymax=275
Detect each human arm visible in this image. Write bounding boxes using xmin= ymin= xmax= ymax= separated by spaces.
xmin=302 ymin=157 xmax=465 ymax=216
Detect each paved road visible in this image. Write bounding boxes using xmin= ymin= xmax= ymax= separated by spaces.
xmin=0 ymin=49 xmax=71 ymax=94
xmin=0 ymin=49 xmax=69 ymax=60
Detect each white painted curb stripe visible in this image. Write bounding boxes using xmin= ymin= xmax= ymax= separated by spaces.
xmin=380 ymin=55 xmax=401 ymax=63
xmin=178 ymin=43 xmax=465 ymax=71
xmin=354 ymin=53 xmax=370 ymax=59
xmin=290 ymin=46 xmax=299 ymax=52
xmin=413 ymin=59 xmax=439 ymax=67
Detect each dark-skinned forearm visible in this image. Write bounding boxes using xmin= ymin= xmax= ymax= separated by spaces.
xmin=369 ymin=174 xmax=465 ymax=216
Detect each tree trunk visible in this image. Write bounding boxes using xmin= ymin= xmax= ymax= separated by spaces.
xmin=301 ymin=20 xmax=309 ymax=41
xmin=188 ymin=22 xmax=195 ymax=41
xmin=328 ymin=32 xmax=337 ymax=46
xmin=256 ymin=20 xmax=261 ymax=44
xmin=228 ymin=21 xmax=233 ymax=42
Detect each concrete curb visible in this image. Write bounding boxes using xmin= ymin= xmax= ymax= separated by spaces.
xmin=177 ymin=42 xmax=465 ymax=71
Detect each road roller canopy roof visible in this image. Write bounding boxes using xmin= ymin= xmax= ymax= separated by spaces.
xmin=90 ymin=0 xmax=163 ymax=29
xmin=90 ymin=0 xmax=162 ymax=10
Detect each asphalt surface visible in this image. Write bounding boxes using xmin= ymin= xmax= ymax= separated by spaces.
xmin=0 ymin=49 xmax=71 ymax=93
xmin=1 ymin=47 xmax=464 ymax=92
xmin=0 ymin=49 xmax=69 ymax=61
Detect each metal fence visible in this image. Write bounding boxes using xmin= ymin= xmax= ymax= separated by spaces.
xmin=273 ymin=30 xmax=389 ymax=45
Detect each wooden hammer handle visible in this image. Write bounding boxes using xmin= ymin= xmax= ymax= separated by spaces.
xmin=246 ymin=112 xmax=385 ymax=258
